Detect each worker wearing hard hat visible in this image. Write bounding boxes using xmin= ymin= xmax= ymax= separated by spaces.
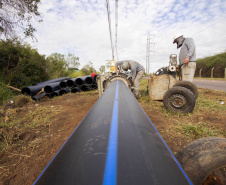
xmin=173 ymin=34 xmax=196 ymax=82
xmin=115 ymin=60 xmax=145 ymax=98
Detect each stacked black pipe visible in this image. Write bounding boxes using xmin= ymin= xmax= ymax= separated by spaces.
xmin=21 ymin=76 xmax=98 ymax=101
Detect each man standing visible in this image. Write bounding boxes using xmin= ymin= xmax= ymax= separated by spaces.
xmin=115 ymin=60 xmax=145 ymax=98
xmin=173 ymin=34 xmax=196 ymax=82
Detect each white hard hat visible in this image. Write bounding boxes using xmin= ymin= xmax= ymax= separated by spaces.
xmin=173 ymin=34 xmax=183 ymax=43
xmin=122 ymin=62 xmax=129 ymax=71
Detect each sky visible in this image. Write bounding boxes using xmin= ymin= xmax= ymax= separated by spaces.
xmin=26 ymin=0 xmax=226 ymax=73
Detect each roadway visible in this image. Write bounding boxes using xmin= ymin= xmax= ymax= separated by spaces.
xmin=143 ymin=76 xmax=226 ymax=92
xmin=193 ymin=79 xmax=226 ymax=92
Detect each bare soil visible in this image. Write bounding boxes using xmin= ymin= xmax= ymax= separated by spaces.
xmin=0 ymin=88 xmax=225 ymax=185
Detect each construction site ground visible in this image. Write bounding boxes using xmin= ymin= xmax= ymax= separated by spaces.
xmin=0 ymin=79 xmax=226 ymax=185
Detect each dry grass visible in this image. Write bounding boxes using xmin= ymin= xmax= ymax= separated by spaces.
xmin=138 ymin=78 xmax=226 ymax=151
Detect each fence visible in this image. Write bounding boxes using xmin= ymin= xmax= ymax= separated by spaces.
xmin=195 ymin=67 xmax=226 ymax=79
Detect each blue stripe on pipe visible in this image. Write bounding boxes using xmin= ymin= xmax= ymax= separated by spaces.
xmin=103 ymin=80 xmax=119 ymax=185
xmin=135 ymin=97 xmax=193 ymax=185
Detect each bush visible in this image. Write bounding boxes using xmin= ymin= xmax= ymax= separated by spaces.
xmin=0 ymin=80 xmax=14 ymax=105
xmin=69 ymin=70 xmax=84 ymax=78
xmin=195 ymin=52 xmax=226 ymax=78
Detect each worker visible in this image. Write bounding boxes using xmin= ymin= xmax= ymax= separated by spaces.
xmin=91 ymin=71 xmax=97 ymax=81
xmin=115 ymin=60 xmax=145 ymax=98
xmin=173 ymin=34 xmax=196 ymax=82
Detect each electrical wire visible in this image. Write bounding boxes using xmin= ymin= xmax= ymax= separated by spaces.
xmin=115 ymin=0 xmax=119 ymax=61
xmin=106 ymin=0 xmax=114 ymax=60
xmin=154 ymin=0 xmax=217 ymax=47
xmin=191 ymin=17 xmax=226 ymax=36
xmin=155 ymin=16 xmax=226 ymax=54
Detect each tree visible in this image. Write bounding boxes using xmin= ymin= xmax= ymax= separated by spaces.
xmin=66 ymin=53 xmax=80 ymax=69
xmin=0 ymin=38 xmax=49 ymax=88
xmin=99 ymin=65 xmax=105 ymax=73
xmin=0 ymin=0 xmax=42 ymax=38
xmin=46 ymin=53 xmax=68 ymax=79
xmin=81 ymin=62 xmax=96 ymax=76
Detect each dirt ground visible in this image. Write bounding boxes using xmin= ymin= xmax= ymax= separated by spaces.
xmin=0 ymin=88 xmax=225 ymax=185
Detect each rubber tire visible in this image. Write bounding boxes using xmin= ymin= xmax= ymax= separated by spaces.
xmin=163 ymin=86 xmax=196 ymax=113
xmin=176 ymin=137 xmax=226 ymax=185
xmin=173 ymin=81 xmax=198 ymax=99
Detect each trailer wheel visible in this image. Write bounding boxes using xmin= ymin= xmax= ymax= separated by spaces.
xmin=163 ymin=86 xmax=195 ymax=113
xmin=176 ymin=137 xmax=226 ymax=185
xmin=173 ymin=81 xmax=198 ymax=99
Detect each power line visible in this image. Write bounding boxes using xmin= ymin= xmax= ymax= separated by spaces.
xmin=106 ymin=0 xmax=114 ymax=60
xmin=154 ymin=16 xmax=226 ymax=55
xmin=115 ymin=0 xmax=119 ymax=61
xmin=191 ymin=17 xmax=226 ymax=37
xmin=154 ymin=0 xmax=217 ymax=46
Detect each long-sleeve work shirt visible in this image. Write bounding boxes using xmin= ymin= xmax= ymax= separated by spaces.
xmin=115 ymin=60 xmax=145 ymax=80
xmin=179 ymin=38 xmax=196 ymax=65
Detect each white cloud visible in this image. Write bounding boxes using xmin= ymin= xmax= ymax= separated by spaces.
xmin=24 ymin=0 xmax=226 ymax=73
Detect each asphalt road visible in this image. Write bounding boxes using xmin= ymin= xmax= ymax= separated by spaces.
xmin=193 ymin=79 xmax=226 ymax=92
xmin=143 ymin=76 xmax=226 ymax=92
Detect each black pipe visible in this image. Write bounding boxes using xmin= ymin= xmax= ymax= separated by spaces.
xmin=59 ymin=89 xmax=69 ymax=96
xmin=84 ymin=76 xmax=94 ymax=85
xmin=34 ymin=79 xmax=192 ymax=185
xmin=44 ymin=82 xmax=61 ymax=94
xmin=66 ymin=78 xmax=77 ymax=88
xmin=74 ymin=75 xmax=93 ymax=86
xmin=47 ymin=91 xmax=59 ymax=98
xmin=21 ymin=85 xmax=45 ymax=96
xmin=71 ymin=87 xmax=80 ymax=93
xmin=74 ymin=77 xmax=84 ymax=86
xmin=34 ymin=77 xmax=71 ymax=86
xmin=32 ymin=92 xmax=46 ymax=101
xmin=90 ymin=83 xmax=97 ymax=90
xmin=59 ymin=80 xmax=67 ymax=89
xmin=80 ymin=84 xmax=89 ymax=91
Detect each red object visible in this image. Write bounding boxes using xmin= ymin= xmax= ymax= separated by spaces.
xmin=91 ymin=72 xmax=96 ymax=78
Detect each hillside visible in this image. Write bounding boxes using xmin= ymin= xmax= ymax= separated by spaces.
xmin=195 ymin=52 xmax=226 ymax=78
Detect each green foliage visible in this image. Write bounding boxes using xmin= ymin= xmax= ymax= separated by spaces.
xmin=99 ymin=65 xmax=105 ymax=73
xmin=0 ymin=38 xmax=49 ymax=88
xmin=46 ymin=53 xmax=80 ymax=79
xmin=80 ymin=62 xmax=96 ymax=76
xmin=70 ymin=70 xmax=84 ymax=78
xmin=179 ymin=122 xmax=225 ymax=139
xmin=0 ymin=0 xmax=42 ymax=38
xmin=46 ymin=53 xmax=68 ymax=79
xmin=196 ymin=52 xmax=226 ymax=77
xmin=195 ymin=93 xmax=226 ymax=112
xmin=0 ymin=80 xmax=14 ymax=105
xmin=197 ymin=52 xmax=226 ymax=68
xmin=66 ymin=53 xmax=80 ymax=69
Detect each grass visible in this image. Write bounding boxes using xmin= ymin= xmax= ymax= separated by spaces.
xmin=177 ymin=122 xmax=226 ymax=140
xmin=0 ymin=105 xmax=62 ymax=129
xmin=0 ymin=82 xmax=15 ymax=105
xmin=0 ymin=104 xmax=62 ymax=153
xmin=139 ymin=77 xmax=226 ymax=143
xmin=196 ymin=93 xmax=226 ymax=112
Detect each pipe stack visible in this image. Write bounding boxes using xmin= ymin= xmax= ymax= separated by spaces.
xmin=21 ymin=75 xmax=97 ymax=101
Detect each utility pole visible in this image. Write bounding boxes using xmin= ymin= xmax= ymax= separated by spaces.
xmin=149 ymin=34 xmax=155 ymax=75
xmin=146 ymin=34 xmax=150 ymax=74
xmin=146 ymin=33 xmax=155 ymax=75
